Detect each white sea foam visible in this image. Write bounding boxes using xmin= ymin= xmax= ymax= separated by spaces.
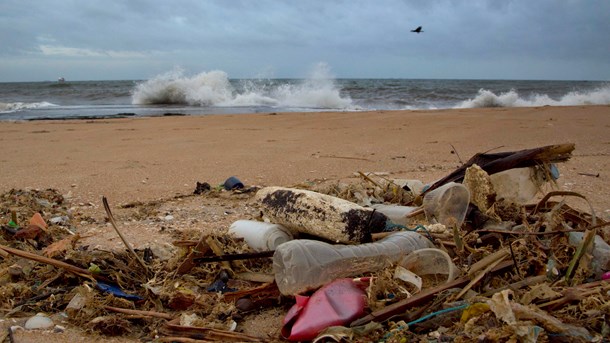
xmin=131 ymin=68 xmax=234 ymax=106
xmin=0 ymin=101 xmax=57 ymax=113
xmin=456 ymin=85 xmax=610 ymax=108
xmin=131 ymin=63 xmax=353 ymax=109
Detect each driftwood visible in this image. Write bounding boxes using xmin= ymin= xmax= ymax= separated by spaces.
xmin=422 ymin=143 xmax=575 ymax=196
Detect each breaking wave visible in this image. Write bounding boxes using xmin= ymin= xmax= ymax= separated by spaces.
xmin=456 ymin=85 xmax=610 ymax=108
xmin=131 ymin=63 xmax=353 ymax=110
xmin=0 ymin=101 xmax=57 ymax=113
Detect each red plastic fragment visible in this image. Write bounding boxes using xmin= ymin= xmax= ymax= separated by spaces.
xmin=281 ymin=278 xmax=367 ymax=341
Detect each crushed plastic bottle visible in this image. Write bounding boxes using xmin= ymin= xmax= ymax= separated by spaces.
xmin=273 ymin=231 xmax=434 ymax=295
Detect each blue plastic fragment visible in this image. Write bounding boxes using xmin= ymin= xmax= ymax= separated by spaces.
xmin=206 ymin=279 xmax=237 ymax=293
xmin=550 ymin=164 xmax=560 ymax=180
xmin=96 ymin=282 xmax=143 ymax=301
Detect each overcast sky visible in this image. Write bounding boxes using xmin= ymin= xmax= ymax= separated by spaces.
xmin=1 ymin=0 xmax=609 ymax=82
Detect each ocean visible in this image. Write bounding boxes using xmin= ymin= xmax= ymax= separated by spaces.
xmin=1 ymin=68 xmax=609 ymax=121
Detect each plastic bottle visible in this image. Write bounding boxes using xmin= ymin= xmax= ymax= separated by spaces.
xmin=273 ymin=231 xmax=434 ymax=295
xmin=229 ymin=220 xmax=293 ymax=252
xmin=370 ymin=204 xmax=418 ymax=226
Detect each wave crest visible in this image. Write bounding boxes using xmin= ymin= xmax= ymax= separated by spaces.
xmin=0 ymin=101 xmax=57 ymax=113
xmin=457 ymin=85 xmax=610 ymax=108
xmin=131 ymin=68 xmax=234 ymax=106
xmin=131 ymin=63 xmax=353 ymax=110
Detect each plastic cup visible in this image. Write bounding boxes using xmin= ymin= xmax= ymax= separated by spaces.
xmin=399 ymin=248 xmax=459 ymax=283
xmin=423 ymin=182 xmax=470 ymax=227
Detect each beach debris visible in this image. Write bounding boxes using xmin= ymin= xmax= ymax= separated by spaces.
xmin=272 ymin=231 xmax=433 ymax=295
xmin=102 ymin=196 xmax=150 ymax=276
xmin=256 ymin=186 xmax=388 ymax=243
xmin=422 ymin=182 xmax=470 ymax=227
xmin=193 ymin=181 xmax=212 ymax=194
xmin=281 ymin=278 xmax=368 ymax=341
xmin=223 ymin=176 xmax=244 ymax=190
xmin=399 ymin=248 xmax=459 ymax=285
xmin=24 ymin=313 xmax=54 ymax=330
xmin=95 ymin=282 xmax=144 ymax=301
xmin=1 ymin=142 xmax=609 ymax=342
xmin=229 ymin=220 xmax=293 ymax=251
xmin=422 ymin=143 xmax=574 ymax=196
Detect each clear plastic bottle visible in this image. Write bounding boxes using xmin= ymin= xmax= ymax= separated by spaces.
xmin=371 ymin=204 xmax=419 ymax=226
xmin=273 ymin=231 xmax=434 ymax=295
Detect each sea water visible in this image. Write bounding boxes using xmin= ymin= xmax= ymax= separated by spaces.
xmin=1 ymin=66 xmax=608 ymax=120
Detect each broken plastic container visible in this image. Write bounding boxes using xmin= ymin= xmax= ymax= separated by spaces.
xmin=229 ymin=220 xmax=293 ymax=252
xmin=489 ymin=167 xmax=545 ymax=204
xmin=423 ymin=182 xmax=470 ymax=227
xmin=273 ymin=231 xmax=434 ymax=295
xmin=281 ymin=278 xmax=367 ymax=341
xmin=399 ymin=248 xmax=459 ymax=284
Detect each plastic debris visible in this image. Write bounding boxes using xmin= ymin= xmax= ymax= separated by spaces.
xmin=95 ymin=282 xmax=143 ymax=301
xmin=24 ymin=313 xmax=54 ymax=330
xmin=281 ymin=278 xmax=368 ymax=341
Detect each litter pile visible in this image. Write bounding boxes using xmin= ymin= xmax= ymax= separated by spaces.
xmin=1 ymin=143 xmax=609 ymax=342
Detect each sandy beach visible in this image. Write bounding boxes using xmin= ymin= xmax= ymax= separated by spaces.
xmin=1 ymin=105 xmax=609 ymax=342
xmin=1 ymin=105 xmax=609 ymax=212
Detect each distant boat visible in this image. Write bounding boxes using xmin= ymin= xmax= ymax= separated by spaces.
xmin=58 ymin=77 xmax=65 ymax=83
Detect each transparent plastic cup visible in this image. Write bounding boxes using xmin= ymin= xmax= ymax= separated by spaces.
xmin=399 ymin=248 xmax=459 ymax=283
xmin=423 ymin=182 xmax=470 ymax=227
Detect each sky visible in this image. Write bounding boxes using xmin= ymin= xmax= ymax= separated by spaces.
xmin=1 ymin=0 xmax=609 ymax=82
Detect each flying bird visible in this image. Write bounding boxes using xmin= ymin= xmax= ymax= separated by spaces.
xmin=411 ymin=26 xmax=423 ymax=33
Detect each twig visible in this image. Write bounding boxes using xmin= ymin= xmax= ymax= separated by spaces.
xmin=357 ymin=171 xmax=383 ymax=188
xmin=405 ymin=207 xmax=425 ymax=218
xmin=508 ymin=240 xmax=522 ymax=279
xmin=103 ymin=305 xmax=173 ymax=320
xmin=467 ymin=248 xmax=509 ymax=277
xmin=452 ymin=256 xmax=506 ymax=301
xmin=102 ymin=196 xmax=150 ymax=276
xmin=449 ymin=143 xmax=463 ymax=164
xmin=321 ymin=155 xmax=373 ymax=162
xmin=0 ymin=244 xmax=98 ymax=281
xmin=194 ymin=250 xmax=274 ymax=263
xmin=577 ymin=172 xmax=600 ymax=177
xmin=481 ymin=275 xmax=547 ymax=297
xmin=476 ymin=228 xmax=585 ymax=235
